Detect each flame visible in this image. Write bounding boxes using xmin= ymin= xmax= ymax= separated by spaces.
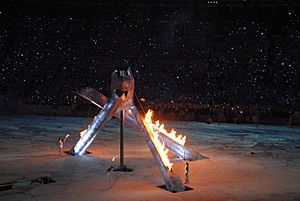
xmin=143 ymin=110 xmax=186 ymax=171
xmin=80 ymin=129 xmax=87 ymax=137
xmin=152 ymin=129 xmax=173 ymax=171
xmin=112 ymin=156 xmax=116 ymax=162
xmin=145 ymin=110 xmax=186 ymax=146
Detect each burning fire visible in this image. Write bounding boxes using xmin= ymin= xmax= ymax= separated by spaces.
xmin=145 ymin=110 xmax=186 ymax=146
xmin=80 ymin=129 xmax=87 ymax=137
xmin=144 ymin=110 xmax=187 ymax=171
xmin=152 ymin=130 xmax=173 ymax=171
xmin=112 ymin=156 xmax=116 ymax=162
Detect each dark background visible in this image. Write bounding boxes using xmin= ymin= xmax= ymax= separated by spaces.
xmin=0 ymin=0 xmax=299 ymax=120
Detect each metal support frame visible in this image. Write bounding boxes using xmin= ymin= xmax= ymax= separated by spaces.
xmin=113 ymin=110 xmax=133 ymax=172
xmin=120 ymin=109 xmax=124 ymax=169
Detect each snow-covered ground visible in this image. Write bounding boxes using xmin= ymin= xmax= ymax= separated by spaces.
xmin=0 ymin=115 xmax=300 ymax=201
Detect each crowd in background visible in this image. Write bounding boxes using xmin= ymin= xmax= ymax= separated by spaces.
xmin=0 ymin=4 xmax=299 ymax=116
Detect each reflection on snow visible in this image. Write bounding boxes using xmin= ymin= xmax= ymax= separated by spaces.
xmin=0 ymin=115 xmax=299 ymax=164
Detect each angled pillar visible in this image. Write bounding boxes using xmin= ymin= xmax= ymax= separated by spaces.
xmin=130 ymin=105 xmax=185 ymax=192
xmin=157 ymin=134 xmax=208 ymax=161
xmin=71 ymin=93 xmax=123 ymax=155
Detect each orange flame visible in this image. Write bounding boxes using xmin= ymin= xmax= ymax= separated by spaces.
xmin=152 ymin=129 xmax=173 ymax=171
xmin=80 ymin=129 xmax=87 ymax=137
xmin=112 ymin=156 xmax=116 ymax=162
xmin=144 ymin=111 xmax=173 ymax=171
xmin=144 ymin=110 xmax=186 ymax=171
xmin=145 ymin=110 xmax=186 ymax=146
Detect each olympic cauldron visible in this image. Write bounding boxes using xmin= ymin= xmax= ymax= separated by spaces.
xmin=69 ymin=68 xmax=207 ymax=192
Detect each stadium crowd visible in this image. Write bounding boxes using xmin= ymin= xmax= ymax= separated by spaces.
xmin=0 ymin=5 xmax=299 ymax=116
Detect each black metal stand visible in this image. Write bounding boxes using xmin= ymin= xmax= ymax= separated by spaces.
xmin=120 ymin=109 xmax=124 ymax=168
xmin=114 ymin=109 xmax=133 ymax=172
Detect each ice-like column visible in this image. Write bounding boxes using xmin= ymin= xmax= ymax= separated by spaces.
xmin=157 ymin=134 xmax=208 ymax=161
xmin=71 ymin=93 xmax=123 ymax=155
xmin=77 ymin=88 xmax=138 ymax=128
xmin=130 ymin=105 xmax=185 ymax=192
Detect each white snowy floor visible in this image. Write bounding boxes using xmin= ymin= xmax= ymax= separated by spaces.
xmin=0 ymin=115 xmax=300 ymax=201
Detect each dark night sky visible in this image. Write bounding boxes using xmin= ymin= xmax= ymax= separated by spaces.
xmin=0 ymin=1 xmax=299 ymax=111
